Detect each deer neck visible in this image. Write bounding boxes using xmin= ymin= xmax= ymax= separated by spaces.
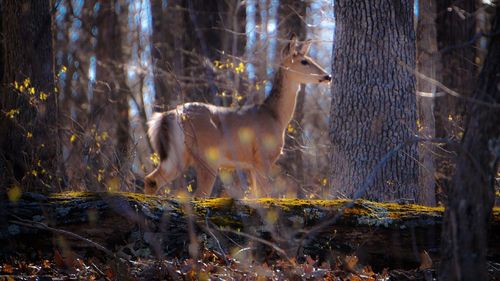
xmin=262 ymin=68 xmax=301 ymax=128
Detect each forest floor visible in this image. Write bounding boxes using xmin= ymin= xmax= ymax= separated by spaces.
xmin=1 ymin=192 xmax=499 ymax=280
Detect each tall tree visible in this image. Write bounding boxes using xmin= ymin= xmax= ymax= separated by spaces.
xmin=416 ymin=0 xmax=440 ymax=206
xmin=328 ymin=0 xmax=419 ymax=202
xmin=434 ymin=0 xmax=477 ymax=197
xmin=90 ymin=0 xmax=131 ymax=189
xmin=151 ymin=0 xmax=183 ymax=111
xmin=440 ymin=5 xmax=499 ymax=280
xmin=0 ymin=0 xmax=59 ymax=192
xmin=278 ymin=0 xmax=309 ymax=196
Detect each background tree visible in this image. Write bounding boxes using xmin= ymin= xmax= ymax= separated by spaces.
xmin=87 ymin=0 xmax=131 ymax=190
xmin=440 ymin=4 xmax=499 ymax=279
xmin=328 ymin=0 xmax=419 ymax=202
xmin=434 ymin=0 xmax=478 ymax=197
xmin=416 ymin=0 xmax=440 ymax=206
xmin=0 ymin=0 xmax=60 ymax=192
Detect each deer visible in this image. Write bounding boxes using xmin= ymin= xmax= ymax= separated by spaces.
xmin=144 ymin=34 xmax=331 ymax=197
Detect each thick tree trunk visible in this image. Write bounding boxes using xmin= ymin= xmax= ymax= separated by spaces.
xmin=278 ymin=0 xmax=308 ymax=197
xmin=439 ymin=6 xmax=500 ymax=280
xmin=90 ymin=0 xmax=131 ymax=190
xmin=329 ymin=1 xmax=419 ymax=202
xmin=2 ymin=192 xmax=499 ymax=270
xmin=0 ymin=0 xmax=59 ymax=192
xmin=416 ymin=0 xmax=440 ymax=206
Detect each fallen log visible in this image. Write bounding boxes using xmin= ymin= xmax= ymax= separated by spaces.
xmin=1 ymin=192 xmax=499 ymax=270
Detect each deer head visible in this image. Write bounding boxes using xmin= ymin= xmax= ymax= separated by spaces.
xmin=280 ymin=34 xmax=331 ymax=85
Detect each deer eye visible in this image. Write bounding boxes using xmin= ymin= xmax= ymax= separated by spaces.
xmin=300 ymin=59 xmax=308 ymax=65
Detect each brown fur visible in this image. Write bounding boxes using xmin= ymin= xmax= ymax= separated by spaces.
xmin=145 ymin=34 xmax=331 ymax=197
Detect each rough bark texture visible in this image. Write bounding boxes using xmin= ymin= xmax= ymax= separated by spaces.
xmin=2 ymin=192 xmax=498 ymax=270
xmin=439 ymin=6 xmax=500 ymax=281
xmin=89 ymin=0 xmax=131 ymax=190
xmin=0 ymin=0 xmax=59 ymax=192
xmin=277 ymin=0 xmax=308 ymax=196
xmin=416 ymin=0 xmax=440 ymax=206
xmin=329 ymin=1 xmax=419 ymax=202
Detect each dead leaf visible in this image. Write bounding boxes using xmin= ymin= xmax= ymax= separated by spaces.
xmin=419 ymin=250 xmax=433 ymax=270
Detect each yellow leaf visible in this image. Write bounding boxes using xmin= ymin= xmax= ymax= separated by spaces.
xmin=69 ymin=134 xmax=77 ymax=143
xmin=187 ymin=184 xmax=193 ymax=193
xmin=14 ymin=81 xmax=19 ymax=90
xmin=23 ymin=78 xmax=30 ymax=88
xmin=39 ymin=92 xmax=48 ymax=101
xmin=31 ymin=170 xmax=38 ymax=177
xmin=29 ymin=87 xmax=36 ymax=95
xmin=8 ymin=185 xmax=22 ymax=202
xmin=61 ymin=65 xmax=67 ymax=73
xmin=26 ymin=131 xmax=33 ymax=138
xmin=101 ymin=131 xmax=108 ymax=141
xmin=287 ymin=124 xmax=295 ymax=133
xmin=5 ymin=109 xmax=20 ymax=119
xmin=150 ymin=152 xmax=160 ymax=166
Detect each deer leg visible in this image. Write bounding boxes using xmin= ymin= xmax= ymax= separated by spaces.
xmin=249 ymin=169 xmax=272 ymax=198
xmin=193 ymin=164 xmax=217 ymax=197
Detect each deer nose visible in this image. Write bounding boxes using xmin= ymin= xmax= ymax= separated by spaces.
xmin=324 ymin=75 xmax=332 ymax=81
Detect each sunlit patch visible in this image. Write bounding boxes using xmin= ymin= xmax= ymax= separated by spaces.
xmin=7 ymin=185 xmax=22 ymax=202
xmin=220 ymin=169 xmax=234 ymax=185
xmin=107 ymin=177 xmax=120 ymax=192
xmin=238 ymin=127 xmax=254 ymax=145
xmin=205 ymin=147 xmax=220 ymax=163
xmin=265 ymin=210 xmax=279 ymax=224
xmin=263 ymin=135 xmax=277 ymax=151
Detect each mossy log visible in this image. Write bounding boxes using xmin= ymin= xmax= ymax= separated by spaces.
xmin=1 ymin=192 xmax=499 ymax=270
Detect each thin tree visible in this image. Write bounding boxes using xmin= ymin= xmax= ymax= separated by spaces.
xmin=434 ymin=0 xmax=477 ymax=197
xmin=328 ymin=0 xmax=419 ymax=202
xmin=440 ymin=5 xmax=499 ymax=280
xmin=90 ymin=0 xmax=131 ymax=189
xmin=416 ymin=0 xmax=440 ymax=206
xmin=0 ymin=0 xmax=60 ymax=192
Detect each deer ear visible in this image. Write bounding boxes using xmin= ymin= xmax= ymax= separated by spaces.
xmin=282 ymin=33 xmax=298 ymax=58
xmin=299 ymin=39 xmax=312 ymax=55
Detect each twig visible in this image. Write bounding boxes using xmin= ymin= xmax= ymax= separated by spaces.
xmin=219 ymin=228 xmax=293 ymax=264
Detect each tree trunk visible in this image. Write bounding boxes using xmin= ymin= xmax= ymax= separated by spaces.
xmin=0 ymin=0 xmax=59 ymax=192
xmin=329 ymin=1 xmax=419 ymax=202
xmin=3 ymin=192 xmax=499 ymax=271
xmin=277 ymin=0 xmax=308 ymax=197
xmin=434 ymin=0 xmax=477 ymax=199
xmin=416 ymin=0 xmax=440 ymax=206
xmin=90 ymin=0 xmax=131 ymax=190
xmin=439 ymin=6 xmax=500 ymax=280
xmin=151 ymin=0 xmax=184 ymax=111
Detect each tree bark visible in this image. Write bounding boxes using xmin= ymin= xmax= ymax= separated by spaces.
xmin=416 ymin=0 xmax=440 ymax=206
xmin=439 ymin=6 xmax=500 ymax=280
xmin=329 ymin=1 xmax=419 ymax=202
xmin=2 ymin=192 xmax=498 ymax=270
xmin=0 ymin=0 xmax=59 ymax=192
